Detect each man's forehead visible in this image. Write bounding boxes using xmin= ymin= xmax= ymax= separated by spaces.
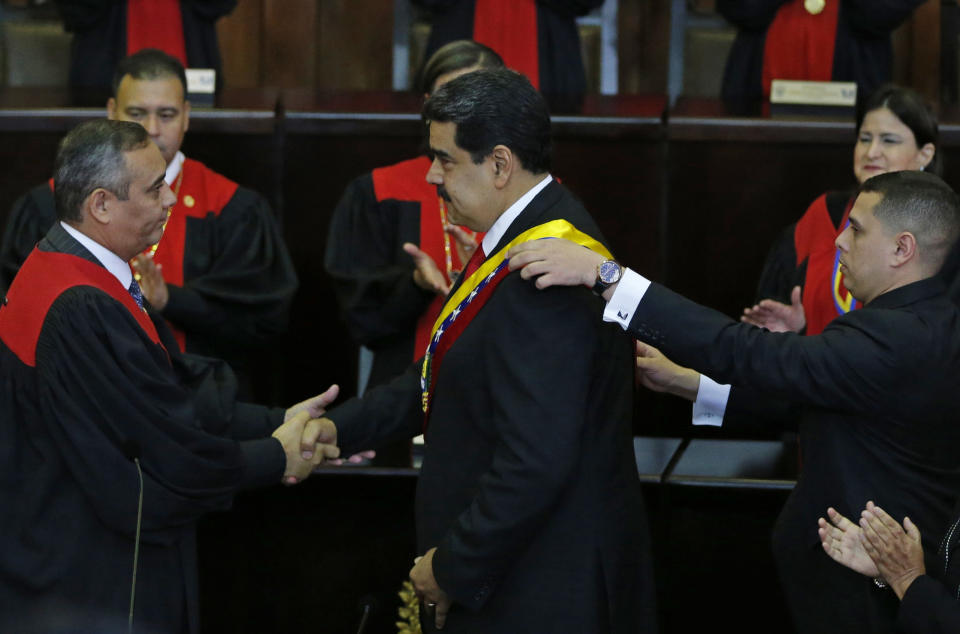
xmin=125 ymin=143 xmax=166 ymax=178
xmin=116 ymin=74 xmax=184 ymax=106
xmin=428 ymin=121 xmax=458 ymax=152
xmin=851 ymin=191 xmax=883 ymax=221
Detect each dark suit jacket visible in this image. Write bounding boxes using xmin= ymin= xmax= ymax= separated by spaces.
xmin=898 ymin=499 xmax=960 ymax=634
xmin=329 ymin=180 xmax=657 ymax=633
xmin=630 ymin=277 xmax=960 ymax=633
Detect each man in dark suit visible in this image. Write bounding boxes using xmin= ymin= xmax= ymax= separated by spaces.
xmin=508 ymin=169 xmax=960 ymax=633
xmin=301 ymin=68 xmax=657 ymax=632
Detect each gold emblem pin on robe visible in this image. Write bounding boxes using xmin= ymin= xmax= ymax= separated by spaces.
xmin=805 ymin=0 xmax=825 ymax=15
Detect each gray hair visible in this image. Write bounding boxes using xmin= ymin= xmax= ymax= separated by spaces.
xmin=54 ymin=120 xmax=150 ymax=222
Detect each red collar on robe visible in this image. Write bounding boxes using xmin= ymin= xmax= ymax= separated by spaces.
xmin=149 ymin=158 xmax=238 ymax=351
xmin=794 ymin=193 xmax=856 ymax=335
xmin=762 ymin=0 xmax=839 ymax=99
xmin=0 ymin=250 xmax=163 ymax=367
xmin=126 ymin=0 xmax=187 ymax=66
xmin=372 ymin=156 xmax=482 ymax=360
xmin=473 ymin=0 xmax=540 ymax=89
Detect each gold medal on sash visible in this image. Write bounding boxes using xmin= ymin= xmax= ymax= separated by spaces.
xmin=804 ymin=0 xmax=825 ymax=15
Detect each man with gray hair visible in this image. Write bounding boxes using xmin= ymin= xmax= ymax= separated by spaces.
xmin=0 ymin=119 xmax=337 ymax=632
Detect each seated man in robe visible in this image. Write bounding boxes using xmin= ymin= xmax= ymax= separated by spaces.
xmin=0 ymin=48 xmax=297 ymax=400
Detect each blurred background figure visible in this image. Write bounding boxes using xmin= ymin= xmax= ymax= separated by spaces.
xmin=53 ymin=0 xmax=236 ymax=94
xmin=718 ymin=0 xmax=925 ymax=106
xmin=324 ymin=40 xmax=503 ymax=466
xmin=744 ymin=84 xmax=938 ymax=335
xmin=412 ymin=0 xmax=603 ymax=97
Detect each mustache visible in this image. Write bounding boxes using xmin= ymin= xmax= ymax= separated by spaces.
xmin=437 ymin=186 xmax=452 ymax=202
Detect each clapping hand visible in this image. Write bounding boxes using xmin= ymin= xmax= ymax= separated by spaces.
xmin=741 ymin=286 xmax=806 ymax=333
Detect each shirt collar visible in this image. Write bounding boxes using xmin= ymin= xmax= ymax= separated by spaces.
xmin=480 ymin=174 xmax=553 ymax=256
xmin=60 ymin=221 xmax=132 ymax=289
xmin=165 ymin=151 xmax=185 ymax=186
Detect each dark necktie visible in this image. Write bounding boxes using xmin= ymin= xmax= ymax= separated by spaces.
xmin=463 ymin=246 xmax=486 ymax=280
xmin=128 ymin=278 xmax=144 ymax=309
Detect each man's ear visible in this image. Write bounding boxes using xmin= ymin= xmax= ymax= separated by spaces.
xmin=918 ymin=142 xmax=935 ymax=171
xmin=182 ymin=99 xmax=191 ymax=133
xmin=87 ymin=189 xmax=112 ymax=225
xmin=892 ymin=231 xmax=918 ymax=268
xmin=491 ymin=145 xmax=512 ymax=188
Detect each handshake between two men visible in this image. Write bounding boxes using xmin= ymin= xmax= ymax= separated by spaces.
xmin=271 ymin=384 xmax=372 ymax=485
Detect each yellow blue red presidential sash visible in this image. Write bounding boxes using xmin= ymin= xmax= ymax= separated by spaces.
xmin=419 ymin=219 xmax=613 ymax=425
xmin=831 ymin=219 xmax=857 ymax=315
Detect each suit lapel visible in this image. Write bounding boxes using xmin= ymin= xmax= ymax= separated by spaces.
xmin=40 ymin=223 xmax=103 ymax=267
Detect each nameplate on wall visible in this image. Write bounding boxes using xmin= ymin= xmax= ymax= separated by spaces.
xmin=770 ymin=80 xmax=856 ymax=118
xmin=770 ymin=80 xmax=857 ymax=106
xmin=186 ymin=68 xmax=216 ymax=106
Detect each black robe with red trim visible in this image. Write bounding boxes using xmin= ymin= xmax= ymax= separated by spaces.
xmin=718 ymin=0 xmax=924 ymax=107
xmin=324 ymin=157 xmax=468 ymax=392
xmin=325 ymin=157 xmax=475 ymax=466
xmin=755 ymin=189 xmax=856 ymax=335
xmin=0 ymin=223 xmax=285 ymax=633
xmin=0 ymin=159 xmax=297 ymax=400
xmin=412 ymin=0 xmax=603 ymax=97
xmin=53 ymin=0 xmax=236 ymax=94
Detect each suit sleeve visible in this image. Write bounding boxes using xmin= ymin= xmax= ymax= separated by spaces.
xmin=162 ymin=186 xmax=298 ymax=348
xmin=630 ymin=282 xmax=932 ymax=416
xmin=327 ymin=361 xmax=425 ymax=455
xmin=36 ymin=288 xmax=285 ymax=546
xmin=897 ymin=575 xmax=960 ymax=634
xmin=0 ymin=186 xmax=57 ymax=296
xmin=323 ymin=173 xmax=434 ymax=348
xmin=431 ymin=278 xmax=602 ymax=609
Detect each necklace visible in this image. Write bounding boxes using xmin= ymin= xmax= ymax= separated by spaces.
xmin=148 ymin=167 xmax=183 ymax=256
xmin=133 ymin=167 xmax=183 ymax=282
xmin=437 ymin=197 xmax=457 ymax=283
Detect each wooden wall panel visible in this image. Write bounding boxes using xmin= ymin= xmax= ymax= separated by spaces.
xmin=261 ymin=0 xmax=317 ymax=88
xmin=618 ymin=0 xmax=670 ymax=94
xmin=216 ymin=0 xmax=263 ymax=88
xmin=316 ymin=0 xmax=394 ymax=91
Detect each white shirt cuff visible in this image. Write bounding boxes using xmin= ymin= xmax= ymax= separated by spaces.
xmin=692 ymin=375 xmax=730 ymax=426
xmin=602 ymin=268 xmax=649 ymax=330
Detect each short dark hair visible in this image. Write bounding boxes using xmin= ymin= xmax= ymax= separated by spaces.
xmin=417 ymin=40 xmax=504 ymax=95
xmin=423 ymin=68 xmax=552 ymax=174
xmin=111 ymin=49 xmax=187 ymax=100
xmin=859 ymin=171 xmax=960 ymax=271
xmin=54 ymin=120 xmax=151 ymax=222
xmin=857 ymin=84 xmax=940 ymax=175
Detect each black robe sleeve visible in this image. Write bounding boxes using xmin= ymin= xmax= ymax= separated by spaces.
xmin=897 ymin=574 xmax=960 ymax=634
xmin=323 ymin=172 xmax=434 ymax=349
xmin=32 ymin=286 xmax=286 ymax=544
xmin=162 ymin=186 xmax=298 ymax=351
xmin=0 ymin=184 xmax=57 ymax=296
xmin=754 ymin=222 xmax=803 ymax=306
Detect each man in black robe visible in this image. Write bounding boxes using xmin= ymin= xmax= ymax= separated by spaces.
xmin=0 ymin=49 xmax=297 ymax=400
xmin=0 ymin=119 xmax=337 ymax=633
